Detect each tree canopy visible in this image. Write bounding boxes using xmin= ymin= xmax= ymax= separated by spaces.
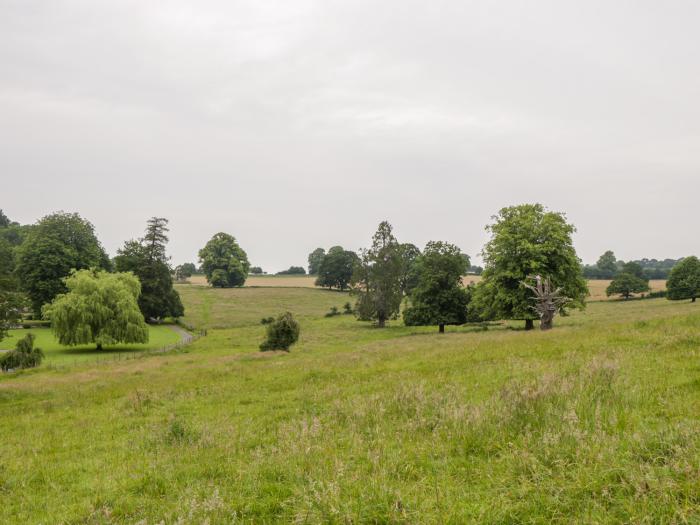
xmin=667 ymin=256 xmax=700 ymax=302
xmin=596 ymin=251 xmax=618 ymax=279
xmin=199 ymin=232 xmax=250 ymax=287
xmin=472 ymin=204 xmax=587 ymax=329
xmin=277 ymin=266 xmax=306 ymax=275
xmin=43 ymin=269 xmax=149 ymax=350
xmin=315 ymin=246 xmax=358 ymax=291
xmin=307 ymin=248 xmax=325 ymax=275
xmin=352 ymin=222 xmax=403 ymax=327
xmin=606 ymin=273 xmax=650 ymax=299
xmin=15 ymin=212 xmax=109 ymax=315
xmin=398 ymin=243 xmax=422 ymax=297
xmin=114 ymin=218 xmax=184 ymax=320
xmin=403 ymin=241 xmax=470 ymax=332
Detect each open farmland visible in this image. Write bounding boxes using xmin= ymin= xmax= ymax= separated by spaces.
xmin=1 ymin=285 xmax=699 ymax=523
xmin=187 ymin=274 xmax=319 ymax=288
xmin=189 ymin=274 xmax=667 ymax=301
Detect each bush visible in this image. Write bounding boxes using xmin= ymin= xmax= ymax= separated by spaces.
xmin=343 ymin=302 xmax=354 ymax=315
xmin=260 ymin=312 xmax=300 ymax=352
xmin=0 ymin=333 xmax=44 ymax=371
xmin=260 ymin=316 xmax=275 ymax=325
xmin=325 ymin=306 xmax=340 ymax=318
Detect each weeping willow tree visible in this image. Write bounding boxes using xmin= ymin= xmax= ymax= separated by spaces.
xmin=43 ymin=269 xmax=149 ymax=350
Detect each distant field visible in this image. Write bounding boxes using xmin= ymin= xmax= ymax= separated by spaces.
xmin=186 ymin=274 xmax=318 ymax=288
xmin=175 ymin=284 xmax=350 ymax=329
xmin=0 ymin=325 xmax=181 ymax=365
xmin=187 ymin=274 xmax=667 ymax=302
xmin=462 ymin=276 xmax=667 ymax=302
xmin=588 ymin=279 xmax=667 ymax=301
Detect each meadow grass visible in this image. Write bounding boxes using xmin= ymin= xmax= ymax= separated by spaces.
xmin=176 ymin=284 xmax=351 ymax=329
xmin=0 ymin=289 xmax=699 ymax=523
xmin=0 ymin=325 xmax=182 ymax=366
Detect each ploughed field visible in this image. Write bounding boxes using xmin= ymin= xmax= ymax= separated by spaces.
xmin=0 ymin=285 xmax=698 ymax=523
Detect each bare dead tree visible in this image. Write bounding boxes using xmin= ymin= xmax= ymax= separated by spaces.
xmin=521 ymin=275 xmax=571 ymax=331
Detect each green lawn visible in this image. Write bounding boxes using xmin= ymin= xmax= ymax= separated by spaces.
xmin=1 ymin=291 xmax=700 ymax=523
xmin=1 ymin=325 xmax=182 ymax=366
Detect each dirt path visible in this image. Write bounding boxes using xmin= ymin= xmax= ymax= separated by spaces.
xmin=168 ymin=324 xmax=194 ymax=345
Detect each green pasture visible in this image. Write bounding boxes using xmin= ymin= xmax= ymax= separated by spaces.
xmin=0 ymin=325 xmax=182 ymax=366
xmin=1 ymin=288 xmax=700 ymax=523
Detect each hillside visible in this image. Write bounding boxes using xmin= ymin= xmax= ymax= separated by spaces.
xmin=1 ymin=289 xmax=699 ymax=522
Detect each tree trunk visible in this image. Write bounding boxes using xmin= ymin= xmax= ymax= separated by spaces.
xmin=439 ymin=323 xmax=445 ymax=333
xmin=525 ymin=319 xmax=534 ymax=331
xmin=540 ymin=308 xmax=555 ymax=331
xmin=96 ymin=343 xmax=103 ymax=351
xmin=377 ymin=316 xmax=386 ymax=328
xmin=693 ymin=296 xmax=696 ymax=303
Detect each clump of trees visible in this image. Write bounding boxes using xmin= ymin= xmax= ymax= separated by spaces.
xmin=0 ymin=333 xmax=44 ymax=371
xmin=114 ymin=217 xmax=184 ymax=321
xmin=403 ymin=241 xmax=470 ymax=333
xmin=43 ymin=270 xmax=149 ymax=350
xmin=277 ymin=266 xmax=306 ymax=275
xmin=470 ymin=204 xmax=588 ymax=330
xmin=667 ymin=256 xmax=700 ymax=302
xmin=260 ymin=312 xmax=300 ymax=351
xmin=606 ymin=273 xmax=650 ymax=299
xmin=15 ymin=212 xmax=110 ymax=316
xmin=198 ymin=233 xmax=250 ymax=287
xmin=174 ymin=262 xmax=197 ymax=281
xmin=315 ymin=247 xmax=358 ymax=291
xmin=249 ymin=266 xmax=264 ymax=275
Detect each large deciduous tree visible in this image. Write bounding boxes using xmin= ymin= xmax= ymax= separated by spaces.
xmin=15 ymin=212 xmax=109 ymax=316
xmin=398 ymin=243 xmax=422 ymax=297
xmin=606 ymin=273 xmax=650 ymax=299
xmin=472 ymin=204 xmax=588 ymax=330
xmin=307 ymin=248 xmax=326 ymax=275
xmin=596 ymin=250 xmax=618 ymax=279
xmin=114 ymin=218 xmax=184 ymax=321
xmin=352 ymin=222 xmax=403 ymax=327
xmin=198 ymin=232 xmax=250 ymax=287
xmin=315 ymin=246 xmax=358 ymax=291
xmin=666 ymin=256 xmax=700 ymax=302
xmin=403 ymin=241 xmax=470 ymax=333
xmin=43 ymin=270 xmax=149 ymax=350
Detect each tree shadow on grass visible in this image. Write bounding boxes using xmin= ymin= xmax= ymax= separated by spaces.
xmin=57 ymin=345 xmax=150 ymax=356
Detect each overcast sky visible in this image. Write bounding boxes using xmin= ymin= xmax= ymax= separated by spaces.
xmin=2 ymin=1 xmax=699 ymax=271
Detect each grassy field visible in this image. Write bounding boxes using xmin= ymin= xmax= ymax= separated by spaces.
xmin=1 ymin=287 xmax=699 ymax=523
xmin=187 ymin=274 xmax=319 ymax=288
xmin=175 ymin=284 xmax=350 ymax=329
xmin=0 ymin=325 xmax=182 ymax=366
xmin=187 ymin=274 xmax=668 ymax=302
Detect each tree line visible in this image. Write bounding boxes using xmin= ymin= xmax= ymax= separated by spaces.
xmin=583 ymin=251 xmax=680 ymax=280
xmin=3 ymin=204 xmax=700 ymax=351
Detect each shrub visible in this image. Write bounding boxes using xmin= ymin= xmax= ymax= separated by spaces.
xmin=0 ymin=333 xmax=44 ymax=371
xmin=260 ymin=316 xmax=275 ymax=325
xmin=260 ymin=312 xmax=300 ymax=352
xmin=325 ymin=306 xmax=340 ymax=318
xmin=343 ymin=302 xmax=354 ymax=315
